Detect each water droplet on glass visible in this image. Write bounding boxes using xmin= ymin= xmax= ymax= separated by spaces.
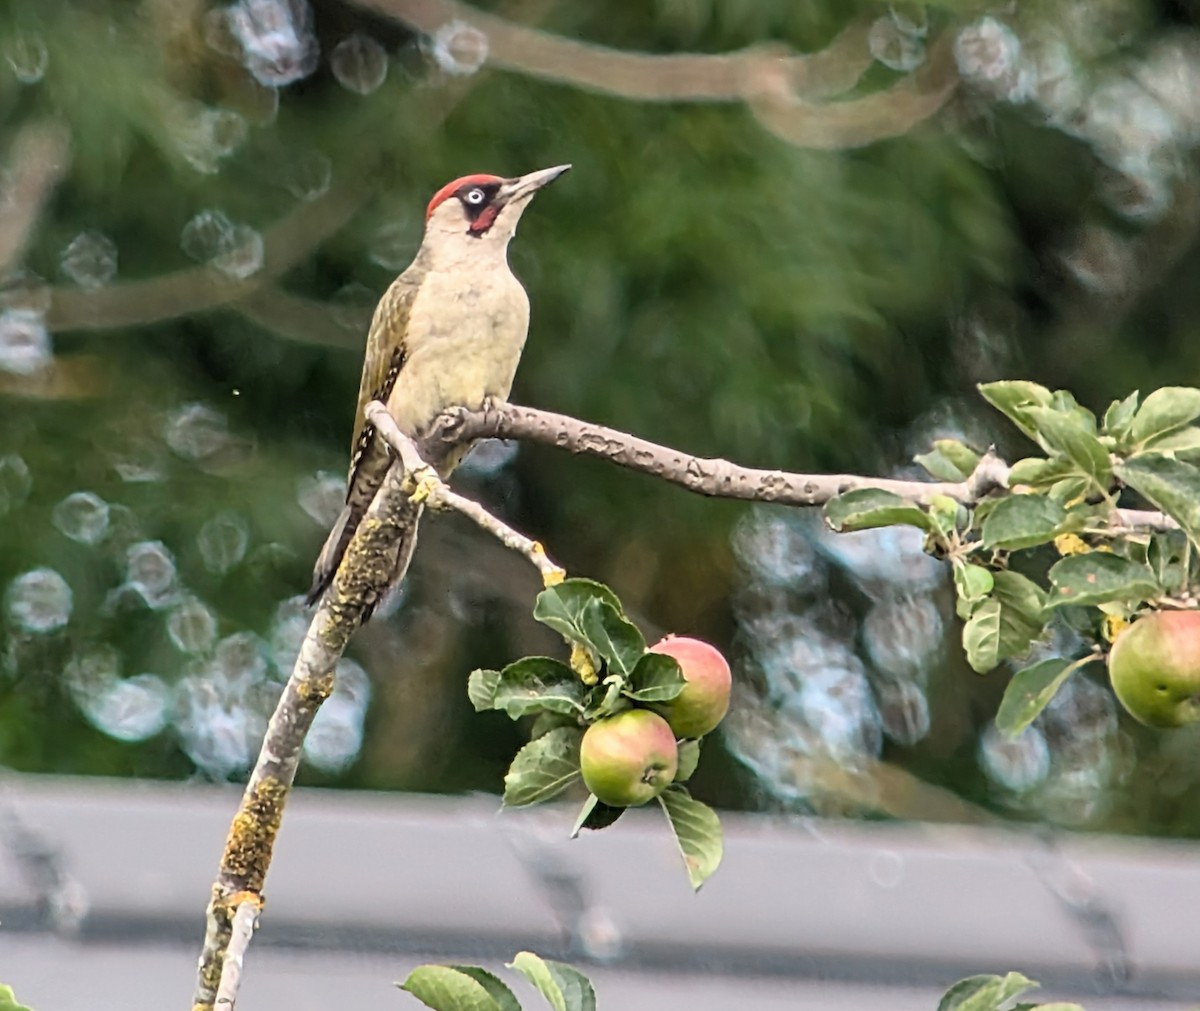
xmin=213 ymin=631 xmax=269 ymax=687
xmin=297 ymin=470 xmax=345 ymax=527
xmin=460 ymin=438 xmax=518 ymax=476
xmin=979 ymin=723 xmax=1050 ymax=793
xmin=63 ymin=644 xmax=121 ymax=699
xmin=334 ymin=657 xmax=371 ymax=707
xmin=330 ymin=282 xmax=375 ymax=332
xmin=330 ymin=33 xmax=388 ymax=95
xmin=428 ymin=20 xmax=488 ymax=76
xmin=180 ymin=209 xmax=264 ymax=280
xmin=0 ymin=454 xmax=32 ymax=516
xmin=81 ymin=673 xmax=170 ymax=742
xmin=6 ymin=567 xmax=72 ymax=633
xmin=369 ymin=217 xmax=418 ymax=271
xmin=868 ymin=16 xmax=925 ymax=72
xmin=874 ymin=678 xmax=930 ymax=746
xmin=5 ymin=33 xmax=48 ymax=84
xmin=59 ymin=231 xmax=118 ymax=289
xmin=731 ymin=508 xmax=820 ymax=588
xmin=868 ymin=850 xmax=905 ymax=889
xmin=281 ymin=148 xmax=332 ymax=201
xmin=165 ymin=402 xmax=231 ymax=461
xmin=175 ymin=678 xmax=254 ymax=778
xmin=125 ymin=540 xmax=178 ymax=609
xmin=304 ymin=695 xmax=364 ymax=772
xmin=0 ymin=308 xmax=51 ymax=375
xmin=52 ymin=491 xmax=110 ymax=545
xmin=213 ymin=224 xmax=263 ymax=280
xmin=270 ymin=594 xmax=310 ymax=673
xmin=226 ymin=0 xmax=319 ymax=87
xmin=576 ymin=906 xmax=623 ymax=961
xmin=174 ymin=104 xmax=248 ymax=174
xmin=862 ymin=594 xmax=943 ymax=679
xmin=954 ymin=16 xmax=1033 ymax=104
xmin=168 ymin=596 xmax=219 ymax=654
xmin=197 ymin=512 xmax=250 ymax=574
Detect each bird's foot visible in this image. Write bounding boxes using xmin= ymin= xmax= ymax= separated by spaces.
xmin=406 ymin=468 xmax=440 ymax=505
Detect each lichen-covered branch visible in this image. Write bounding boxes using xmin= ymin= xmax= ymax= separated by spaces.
xmin=191 ymin=460 xmax=422 ymax=1008
xmin=434 ymin=403 xmax=1011 ymax=507
xmin=436 ymin=403 xmax=1182 ymax=534
xmin=366 ymin=401 xmax=565 ymax=584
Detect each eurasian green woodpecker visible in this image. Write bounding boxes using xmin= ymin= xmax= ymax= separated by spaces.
xmin=307 ymin=164 xmax=570 ymax=615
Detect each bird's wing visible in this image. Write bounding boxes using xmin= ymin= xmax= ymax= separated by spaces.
xmin=346 ymin=272 xmax=421 ymax=484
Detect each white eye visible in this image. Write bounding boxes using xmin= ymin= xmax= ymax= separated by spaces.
xmin=464 ymin=188 xmax=486 ymax=205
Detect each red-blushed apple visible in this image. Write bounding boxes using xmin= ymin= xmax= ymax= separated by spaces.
xmin=580 ymin=709 xmax=678 ymax=807
xmin=648 ymin=635 xmax=732 ymax=738
xmin=1109 ymin=610 xmax=1200 ymax=728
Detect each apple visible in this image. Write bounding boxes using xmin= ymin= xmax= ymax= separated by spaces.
xmin=1108 ymin=610 xmax=1200 ymax=728
xmin=580 ymin=709 xmax=678 ymax=807
xmin=648 ymin=635 xmax=732 ymax=738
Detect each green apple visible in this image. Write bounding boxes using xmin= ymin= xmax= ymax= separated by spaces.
xmin=1109 ymin=610 xmax=1200 ymax=727
xmin=580 ymin=709 xmax=678 ymax=807
xmin=648 ymin=635 xmax=732 ymax=739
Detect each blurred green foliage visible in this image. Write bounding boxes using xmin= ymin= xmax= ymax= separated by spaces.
xmin=2 ymin=0 xmax=1200 ymax=837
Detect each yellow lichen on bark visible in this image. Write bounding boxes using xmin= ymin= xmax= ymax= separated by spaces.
xmin=220 ymin=776 xmax=289 ymax=891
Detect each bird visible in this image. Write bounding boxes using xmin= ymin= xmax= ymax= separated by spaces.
xmin=307 ymin=164 xmax=570 ymax=618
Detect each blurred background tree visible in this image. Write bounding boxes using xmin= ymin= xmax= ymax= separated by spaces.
xmin=2 ymin=0 xmax=1200 ymax=837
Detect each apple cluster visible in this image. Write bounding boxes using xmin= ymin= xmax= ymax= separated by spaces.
xmin=579 ymin=636 xmax=731 ymax=807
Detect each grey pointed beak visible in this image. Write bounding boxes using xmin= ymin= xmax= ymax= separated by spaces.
xmin=499 ymin=164 xmax=571 ymax=204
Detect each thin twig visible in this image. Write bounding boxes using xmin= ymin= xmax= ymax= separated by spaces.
xmin=0 ymin=122 xmax=71 ymax=275
xmin=214 ymin=899 xmax=260 ymax=1008
xmin=46 ymin=182 xmax=366 ymax=334
xmin=366 ymin=401 xmax=565 ymax=584
xmin=354 ymin=0 xmax=958 ymax=150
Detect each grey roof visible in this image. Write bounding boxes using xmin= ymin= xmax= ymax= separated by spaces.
xmin=2 ymin=775 xmax=1196 ymax=1010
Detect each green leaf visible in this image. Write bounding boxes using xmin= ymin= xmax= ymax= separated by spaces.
xmin=623 ymin=652 xmax=685 ymax=702
xmin=927 ymin=494 xmax=962 ymax=538
xmin=953 ymin=562 xmax=994 ymax=605
xmin=978 ymin=380 xmax=1053 ymax=441
xmin=467 ymin=669 xmax=501 ymax=712
xmin=399 ymin=965 xmax=512 ymax=1011
xmin=1142 ymin=424 xmax=1200 ymax=458
xmin=992 ymin=570 xmax=1047 ymax=624
xmin=1023 ymin=406 xmax=1110 ymax=489
xmin=1046 ymin=476 xmax=1090 ymax=505
xmin=533 ymin=578 xmax=624 ymax=643
xmin=963 ymin=599 xmax=1001 ymax=673
xmin=658 ymin=786 xmax=723 ymax=891
xmin=503 ymin=727 xmax=583 ymax=807
xmin=915 ymin=448 xmax=967 ymax=482
xmin=493 ymin=657 xmax=588 ymax=719
xmin=579 ymin=599 xmax=645 ymax=676
xmin=508 ymin=952 xmax=596 ymax=1011
xmin=1130 ymin=386 xmax=1200 ymax=445
xmin=915 ymin=439 xmax=979 ymax=481
xmin=1012 ymin=1004 xmax=1085 ymax=1010
xmin=528 ymin=711 xmax=578 ymax=739
xmin=0 ymin=986 xmax=33 ymax=1011
xmin=1116 ymin=455 xmax=1200 ymax=549
xmin=570 ymin=793 xmax=624 ymax=837
xmin=1046 ymin=552 xmax=1160 ymax=609
xmin=823 ymin=488 xmax=931 ymax=533
xmin=1102 ymin=390 xmax=1139 ymax=441
xmin=937 ymin=972 xmax=1038 ymax=1011
xmin=981 ymin=495 xmax=1066 ymax=550
xmin=584 ymin=677 xmax=626 ymax=720
xmin=675 ymin=738 xmax=701 ymax=782
xmin=995 ymin=658 xmax=1077 ymax=739
xmin=1007 ymin=456 xmax=1076 ymax=490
